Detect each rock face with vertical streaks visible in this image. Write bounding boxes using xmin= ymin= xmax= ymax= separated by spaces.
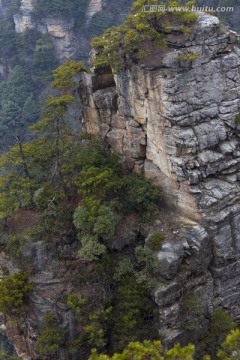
xmin=81 ymin=11 xmax=240 ymax=344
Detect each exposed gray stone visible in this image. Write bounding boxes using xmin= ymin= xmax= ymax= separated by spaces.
xmin=80 ymin=11 xmax=240 ymax=347
xmin=156 ymin=251 xmax=183 ymax=280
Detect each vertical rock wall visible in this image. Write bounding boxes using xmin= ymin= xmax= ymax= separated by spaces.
xmin=81 ymin=12 xmax=240 ymax=344
xmin=86 ymin=0 xmax=103 ymax=23
xmin=12 ymin=0 xmax=134 ymax=62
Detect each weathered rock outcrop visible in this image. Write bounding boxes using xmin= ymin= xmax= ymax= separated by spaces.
xmin=13 ymin=0 xmax=134 ymax=61
xmin=86 ymin=0 xmax=103 ymax=23
xmin=0 ymin=229 xmax=80 ymax=360
xmin=14 ymin=0 xmax=77 ymax=60
xmin=2 ymin=10 xmax=240 ymax=360
xmin=81 ymin=12 xmax=240 ymax=344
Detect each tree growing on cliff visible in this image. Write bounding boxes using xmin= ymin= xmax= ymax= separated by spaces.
xmin=36 ymin=313 xmax=65 ymax=356
xmin=217 ymin=329 xmax=240 ymax=359
xmin=0 ymin=65 xmax=39 ymax=150
xmin=0 ymin=59 xmax=86 ymax=219
xmin=0 ymin=272 xmax=32 ymax=316
xmin=33 ymin=34 xmax=59 ymax=84
xmin=89 ymin=340 xmax=195 ymax=360
xmin=91 ymin=0 xmax=198 ymax=72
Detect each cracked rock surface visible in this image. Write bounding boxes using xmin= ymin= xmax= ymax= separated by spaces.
xmin=81 ymin=12 xmax=240 ymax=345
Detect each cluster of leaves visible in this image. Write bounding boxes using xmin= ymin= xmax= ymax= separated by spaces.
xmin=91 ymin=0 xmax=198 ymax=72
xmin=73 ymin=171 xmax=162 ymax=262
xmin=89 ymin=340 xmax=196 ymax=360
xmin=0 ymin=346 xmax=22 ymax=360
xmin=0 ymin=23 xmax=59 ymax=150
xmin=36 ymin=313 xmax=65 ymax=355
xmin=197 ymin=309 xmax=237 ymax=359
xmin=67 ymin=272 xmax=158 ymax=357
xmin=109 ymin=276 xmax=158 ymax=352
xmin=146 ymin=232 xmax=165 ymax=251
xmin=89 ymin=330 xmax=240 ymax=359
xmin=0 ymin=271 xmax=32 ymax=316
xmin=175 ymin=51 xmax=200 ymax=61
xmin=0 ymin=65 xmax=39 ymax=150
xmin=67 ymin=294 xmax=112 ymax=354
xmin=181 ymin=293 xmax=205 ymax=333
xmin=218 ymin=329 xmax=240 ymax=360
xmin=235 ymin=114 xmax=240 ymax=123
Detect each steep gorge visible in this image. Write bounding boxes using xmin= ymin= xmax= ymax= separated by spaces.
xmin=12 ymin=0 xmax=134 ymax=61
xmin=0 ymin=6 xmax=240 ymax=360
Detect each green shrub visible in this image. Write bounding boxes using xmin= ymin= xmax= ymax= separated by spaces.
xmin=235 ymin=114 xmax=240 ymax=123
xmin=146 ymin=233 xmax=164 ymax=251
xmin=93 ymin=205 xmax=119 ymax=240
xmin=36 ymin=313 xmax=65 ymax=356
xmin=0 ymin=272 xmax=32 ymax=316
xmin=89 ymin=340 xmax=195 ymax=360
xmin=182 ymin=294 xmax=205 ymax=332
xmin=67 ymin=294 xmax=87 ymax=314
xmin=122 ymin=175 xmax=162 ymax=221
xmin=5 ymin=234 xmax=24 ymax=259
xmin=75 ymin=166 xmax=123 ymax=200
xmin=91 ymin=0 xmax=198 ymax=72
xmin=78 ymin=235 xmax=107 ymax=262
xmin=113 ymin=258 xmax=135 ymax=281
xmin=218 ymin=329 xmax=240 ymax=359
xmin=109 ymin=276 xmax=158 ymax=352
xmin=199 ymin=308 xmax=236 ymax=359
xmin=67 ymin=293 xmax=111 ymax=352
xmin=175 ymin=51 xmax=200 ymax=61
xmin=135 ymin=245 xmax=159 ymax=274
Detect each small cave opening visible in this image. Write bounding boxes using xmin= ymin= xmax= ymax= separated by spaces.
xmin=92 ymin=66 xmax=116 ymax=92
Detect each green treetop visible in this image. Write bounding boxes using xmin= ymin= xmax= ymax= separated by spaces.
xmin=91 ymin=0 xmax=198 ymax=72
xmin=0 ymin=60 xmax=85 ymax=218
xmin=0 ymin=271 xmax=32 ymax=316
xmin=89 ymin=340 xmax=195 ymax=360
xmin=52 ymin=59 xmax=85 ymax=92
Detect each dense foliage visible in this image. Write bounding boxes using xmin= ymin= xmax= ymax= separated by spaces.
xmin=89 ymin=331 xmax=240 ymax=359
xmin=36 ymin=313 xmax=65 ymax=355
xmin=91 ymin=0 xmax=198 ymax=72
xmin=0 ymin=271 xmax=32 ymax=316
xmin=0 ymin=1 xmax=239 ymax=358
xmin=0 ymin=60 xmax=163 ymax=357
xmin=0 ymin=23 xmax=59 ymax=150
xmin=0 ymin=65 xmax=39 ymax=150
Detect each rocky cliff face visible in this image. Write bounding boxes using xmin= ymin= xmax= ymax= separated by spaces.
xmin=13 ymin=0 xmax=77 ymax=60
xmin=81 ymin=12 xmax=240 ymax=344
xmin=86 ymin=0 xmax=103 ymax=23
xmin=13 ymin=0 xmax=134 ymax=62
xmin=2 ymin=10 xmax=240 ymax=360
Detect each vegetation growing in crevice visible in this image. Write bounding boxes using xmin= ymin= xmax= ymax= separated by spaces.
xmin=146 ymin=232 xmax=165 ymax=251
